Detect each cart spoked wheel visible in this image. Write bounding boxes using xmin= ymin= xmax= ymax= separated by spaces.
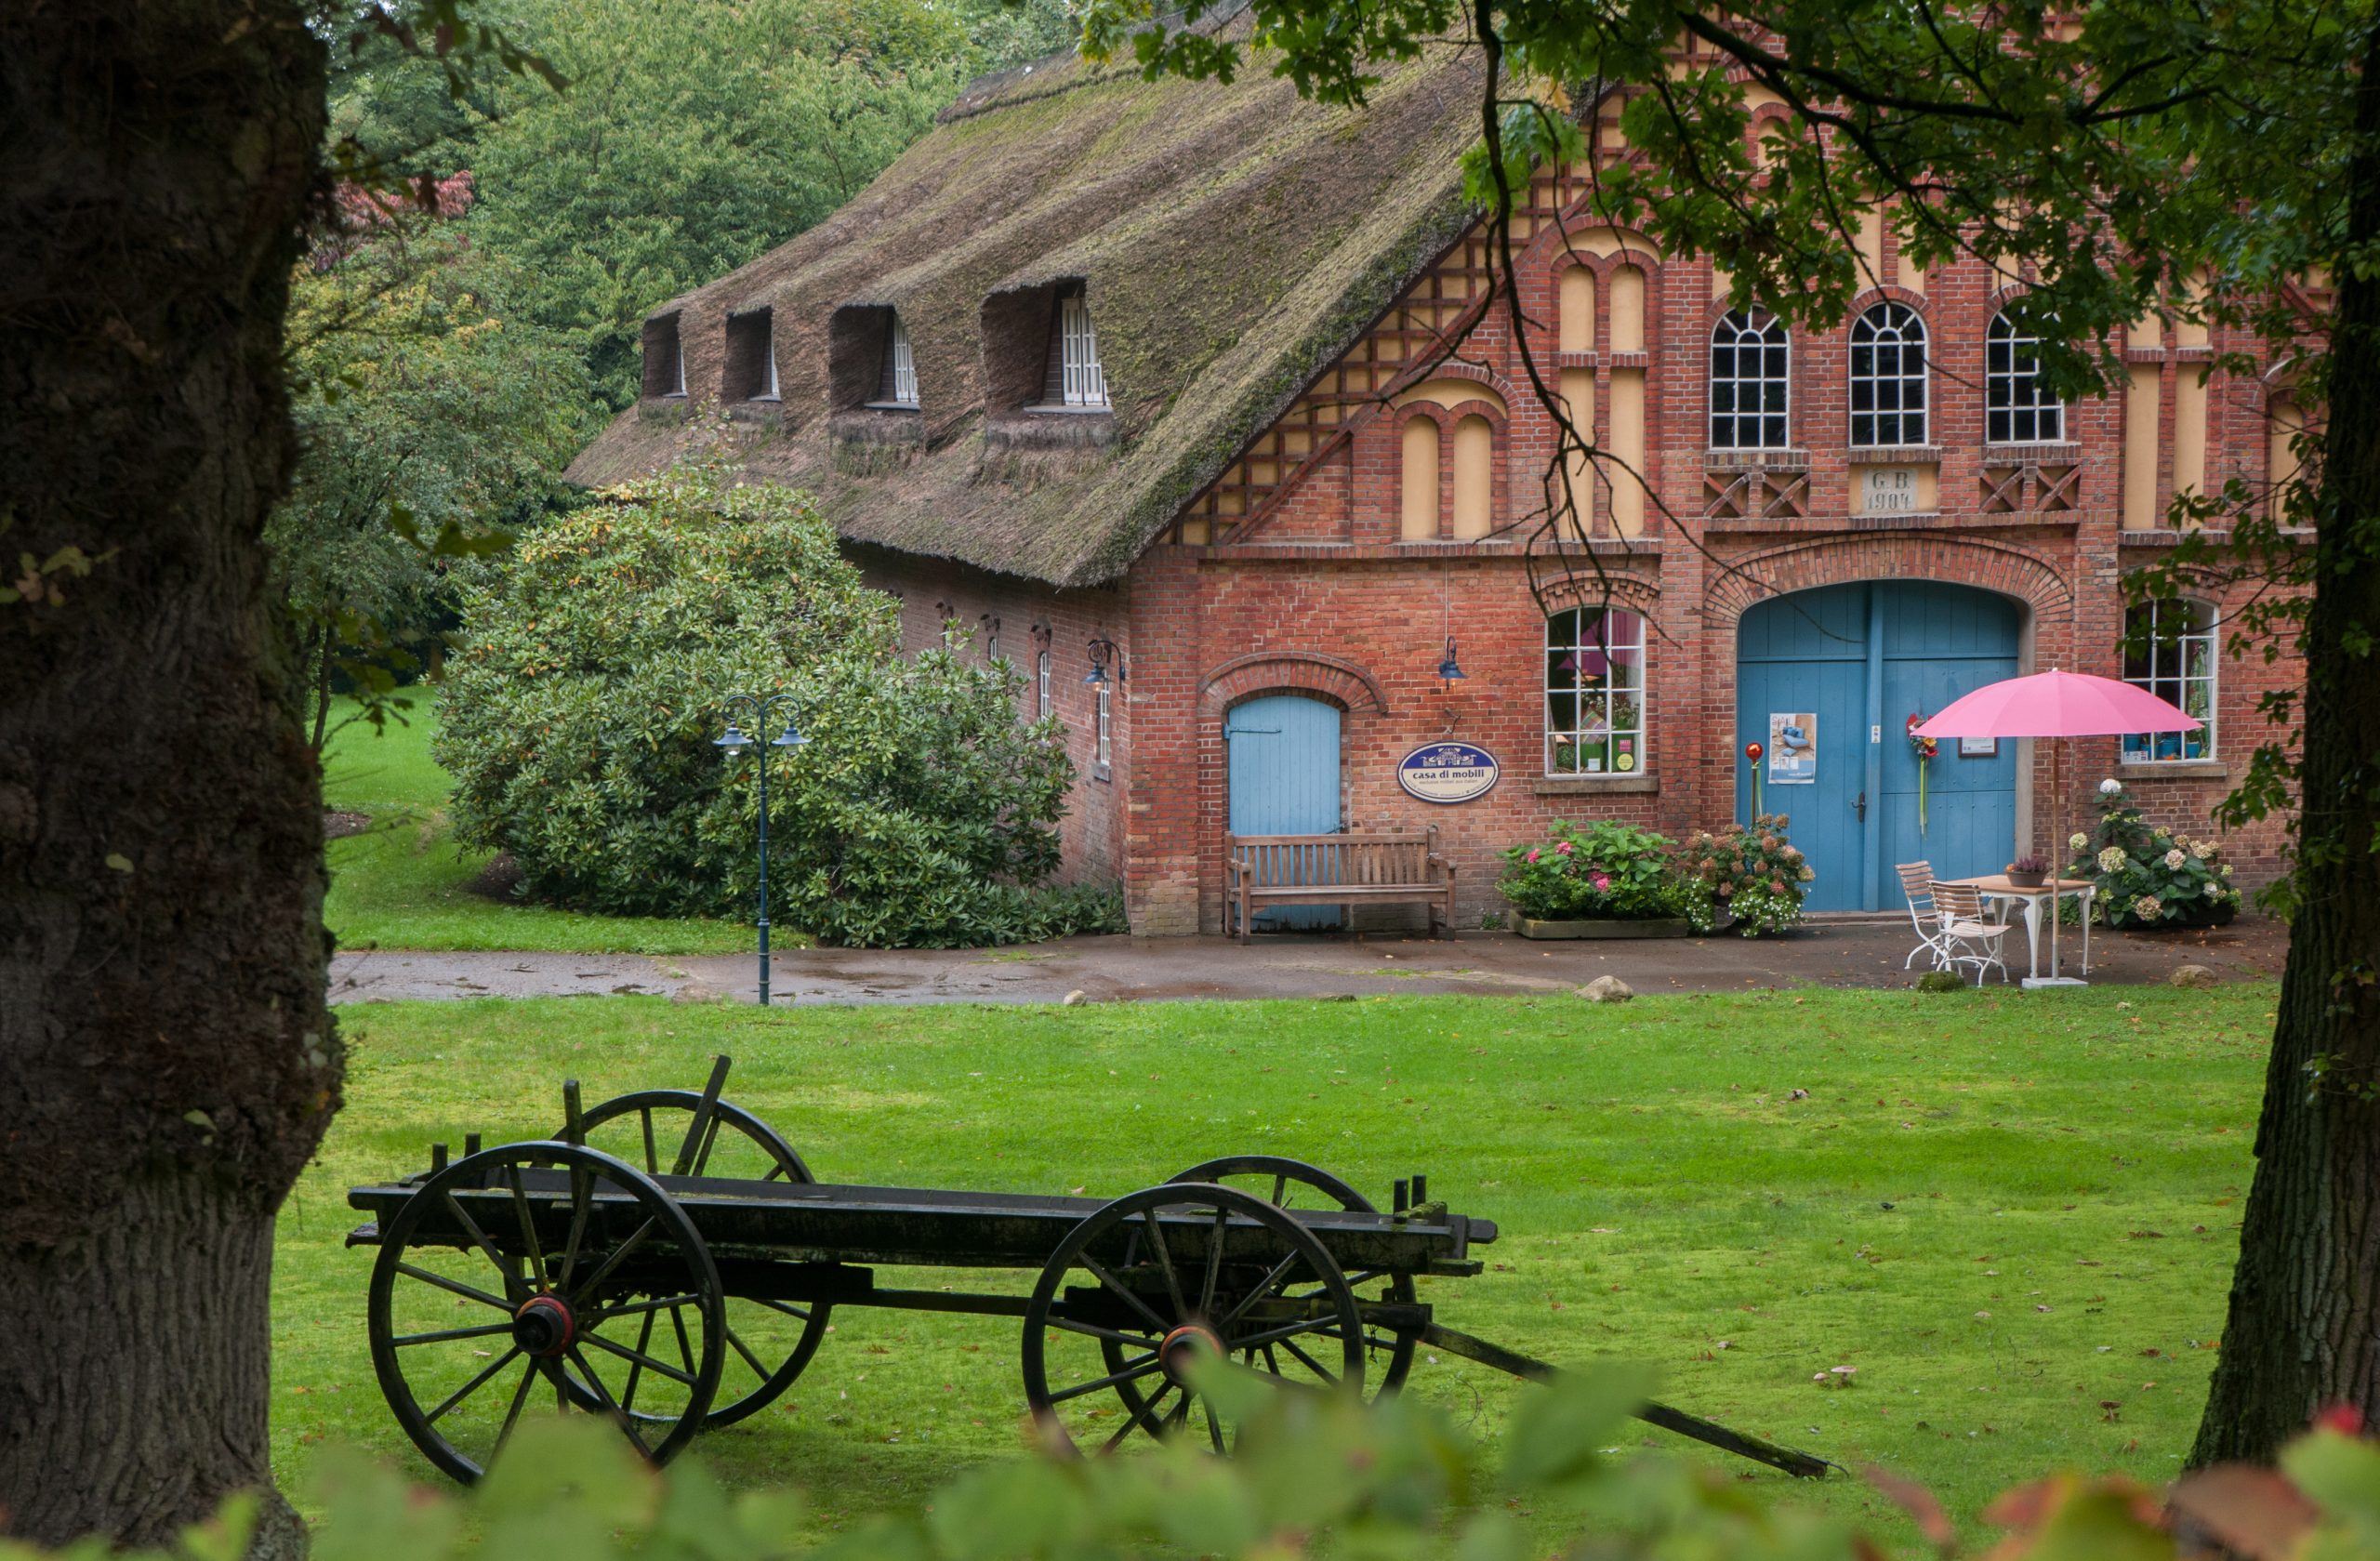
xmin=1023 ymin=1183 xmax=1363 ymax=1457
xmin=569 ymin=1089 xmax=831 ymax=1427
xmin=366 ymin=1142 xmax=724 ymax=1483
xmin=1163 ymin=1156 xmax=1419 ymax=1396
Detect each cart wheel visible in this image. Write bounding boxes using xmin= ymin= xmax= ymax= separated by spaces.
xmin=1023 ymin=1183 xmax=1363 ymax=1457
xmin=366 ymin=1142 xmax=724 ymax=1483
xmin=570 ymin=1089 xmax=831 ymax=1427
xmin=1165 ymin=1156 xmax=1419 ymax=1395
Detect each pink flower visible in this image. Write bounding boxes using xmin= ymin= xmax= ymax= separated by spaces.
xmin=1525 ymin=849 xmax=1540 ymax=864
xmin=1593 ymin=872 xmax=1611 ymax=892
xmin=1554 ymin=840 xmax=1574 ymax=855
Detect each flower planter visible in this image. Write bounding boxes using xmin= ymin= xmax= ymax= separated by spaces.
xmin=1517 ymin=916 xmax=1696 ymax=940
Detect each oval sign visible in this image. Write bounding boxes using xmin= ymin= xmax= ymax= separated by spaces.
xmin=1396 ymin=741 xmax=1500 ymax=804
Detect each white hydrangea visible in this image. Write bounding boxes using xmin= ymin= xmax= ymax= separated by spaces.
xmin=2135 ymin=894 xmax=2164 ymax=921
xmin=2222 ymin=864 xmax=2234 ymax=878
xmin=2206 ymin=880 xmax=2223 ymax=898
xmin=2165 ymin=848 xmax=2188 ymax=869
xmin=2069 ymin=832 xmax=2089 ymax=852
xmin=2098 ymin=846 xmax=2129 ymax=873
xmin=2099 ymin=778 xmax=2122 ymax=795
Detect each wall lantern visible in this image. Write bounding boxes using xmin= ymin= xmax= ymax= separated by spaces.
xmin=1083 ymin=636 xmax=1126 ymax=685
xmin=1436 ymin=637 xmax=1467 ymax=681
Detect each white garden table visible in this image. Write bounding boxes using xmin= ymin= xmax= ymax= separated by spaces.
xmin=1940 ymin=874 xmax=2096 ymax=981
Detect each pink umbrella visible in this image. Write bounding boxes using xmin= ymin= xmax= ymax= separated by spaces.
xmin=1916 ymin=669 xmax=2200 ymax=986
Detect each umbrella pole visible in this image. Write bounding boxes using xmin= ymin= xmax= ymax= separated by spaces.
xmin=2051 ymin=737 xmax=2062 ymax=980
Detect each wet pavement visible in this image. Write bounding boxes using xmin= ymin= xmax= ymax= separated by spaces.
xmin=327 ymin=912 xmax=2288 ymax=1006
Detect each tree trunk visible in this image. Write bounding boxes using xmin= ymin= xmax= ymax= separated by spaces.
xmin=2189 ymin=22 xmax=2380 ymax=1468
xmin=0 ymin=3 xmax=337 ymax=1550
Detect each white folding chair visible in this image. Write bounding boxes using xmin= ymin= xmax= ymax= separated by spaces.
xmin=1931 ymin=881 xmax=2010 ymax=986
xmin=1897 ymin=861 xmax=1946 ymax=971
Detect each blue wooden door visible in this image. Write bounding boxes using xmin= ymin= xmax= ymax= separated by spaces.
xmin=1226 ymin=695 xmax=1342 ymax=929
xmin=1738 ymin=583 xmax=2019 ymax=911
xmin=1877 ymin=584 xmax=2019 ymax=905
xmin=1738 ymin=584 xmax=1871 ymax=912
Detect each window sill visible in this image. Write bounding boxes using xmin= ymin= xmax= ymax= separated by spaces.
xmin=2116 ymin=760 xmax=2228 ymax=781
xmin=1847 ymin=445 xmax=1943 ymax=462
xmin=861 ymin=400 xmax=919 ymax=413
xmin=1091 ymin=762 xmax=1114 ymax=784
xmin=1534 ymin=774 xmax=1658 ymax=796
xmin=1023 ymin=403 xmax=1115 ymax=416
xmin=1983 ymin=442 xmax=2082 ymax=462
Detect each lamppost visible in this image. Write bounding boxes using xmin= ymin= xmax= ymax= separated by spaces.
xmin=715 ymin=693 xmax=807 ymax=1006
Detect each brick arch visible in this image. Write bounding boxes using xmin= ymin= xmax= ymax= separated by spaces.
xmin=1537 ymin=569 xmax=1660 ymax=616
xmin=1848 ymin=284 xmax=1931 ymax=318
xmin=1198 ymin=651 xmax=1391 ymax=719
xmin=1705 ymin=535 xmax=2073 ymax=628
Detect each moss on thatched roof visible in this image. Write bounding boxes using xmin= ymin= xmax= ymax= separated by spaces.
xmin=563 ymin=30 xmax=1485 ymax=588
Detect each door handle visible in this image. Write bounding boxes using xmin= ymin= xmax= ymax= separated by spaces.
xmin=1854 ymin=790 xmax=1868 ymax=822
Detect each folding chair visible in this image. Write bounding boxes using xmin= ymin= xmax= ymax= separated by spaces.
xmin=1896 ymin=861 xmax=1945 ymax=971
xmin=1930 ymin=881 xmax=2011 ymax=986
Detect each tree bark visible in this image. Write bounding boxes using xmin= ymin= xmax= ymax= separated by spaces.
xmin=2189 ymin=22 xmax=2380 ymax=1467
xmin=0 ymin=2 xmax=338 ymax=1550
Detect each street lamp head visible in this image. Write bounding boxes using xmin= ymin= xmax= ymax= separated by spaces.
xmin=1437 ymin=637 xmax=1468 ymax=681
xmin=770 ymin=721 xmax=807 ymax=748
xmin=715 ymin=724 xmax=751 ymax=752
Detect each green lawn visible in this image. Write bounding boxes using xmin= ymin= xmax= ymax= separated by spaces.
xmin=276 ymin=986 xmax=2272 ymax=1551
xmin=321 ymin=693 xmax=752 ymax=955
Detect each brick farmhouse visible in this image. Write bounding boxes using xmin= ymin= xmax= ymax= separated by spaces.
xmin=566 ymin=35 xmax=2307 ymax=935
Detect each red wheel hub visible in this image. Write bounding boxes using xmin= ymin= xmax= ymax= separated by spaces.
xmin=1158 ymin=1323 xmax=1224 ymax=1384
xmin=512 ymin=1293 xmax=575 ymax=1358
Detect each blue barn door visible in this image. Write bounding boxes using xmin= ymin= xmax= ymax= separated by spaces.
xmin=1877 ymin=584 xmax=2019 ymax=906
xmin=1738 ymin=583 xmax=2019 ymax=911
xmin=1226 ymin=695 xmax=1342 ymax=930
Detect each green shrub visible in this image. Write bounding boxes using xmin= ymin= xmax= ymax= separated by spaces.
xmin=1497 ymin=820 xmax=1682 ymax=920
xmin=2068 ymin=780 xmax=2243 ymax=930
xmin=437 ymin=468 xmax=1096 ymax=947
xmin=1673 ymin=813 xmax=1812 ymax=936
xmin=31 ymin=1369 xmax=2380 ymax=1561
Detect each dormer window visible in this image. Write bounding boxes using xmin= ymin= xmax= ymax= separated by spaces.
xmin=722 ymin=308 xmax=777 ymax=402
xmin=1037 ymin=289 xmax=1108 ymax=410
xmin=641 ymin=311 xmax=685 ymax=399
xmin=873 ymin=313 xmax=919 ymax=409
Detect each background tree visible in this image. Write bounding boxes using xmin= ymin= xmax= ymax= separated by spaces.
xmin=0 ymin=0 xmax=334 ymax=1550
xmin=274 ymin=222 xmax=588 ymax=749
xmin=331 ymin=0 xmax=1081 ymax=410
xmin=1078 ymin=0 xmax=2380 ymax=1464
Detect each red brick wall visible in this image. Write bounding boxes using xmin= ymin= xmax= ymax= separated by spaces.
xmin=1117 ymin=192 xmax=2300 ymax=933
xmin=847 ymin=545 xmax=1131 ymax=888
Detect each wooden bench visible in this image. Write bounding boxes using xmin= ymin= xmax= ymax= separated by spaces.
xmin=1224 ymin=827 xmax=1455 ymax=944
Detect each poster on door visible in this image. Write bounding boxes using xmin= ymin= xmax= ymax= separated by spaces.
xmin=1767 ymin=712 xmax=1817 ymax=785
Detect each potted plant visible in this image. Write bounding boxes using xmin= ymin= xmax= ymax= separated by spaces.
xmin=2005 ymin=853 xmax=2049 ymax=889
xmin=1672 ymin=814 xmax=1813 ymax=937
xmin=1498 ymin=820 xmax=1692 ymax=938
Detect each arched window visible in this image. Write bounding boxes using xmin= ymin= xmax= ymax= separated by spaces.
xmin=1987 ymin=312 xmax=2063 ymax=443
xmin=2122 ymin=599 xmax=2217 ymax=762
xmin=1849 ymin=300 xmax=1927 ymax=446
xmin=1036 ymin=650 xmax=1052 ymax=720
xmin=1710 ymin=310 xmax=1790 ymax=450
xmin=1546 ymin=607 xmax=1647 ymax=775
xmin=1399 ymin=415 xmax=1441 ymax=540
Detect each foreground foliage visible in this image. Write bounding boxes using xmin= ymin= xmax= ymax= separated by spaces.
xmin=29 ymin=1370 xmax=2380 ymax=1560
xmin=437 ymin=469 xmax=1108 ymax=946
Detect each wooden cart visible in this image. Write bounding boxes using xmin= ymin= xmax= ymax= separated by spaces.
xmin=347 ymin=1057 xmax=1826 ymax=1484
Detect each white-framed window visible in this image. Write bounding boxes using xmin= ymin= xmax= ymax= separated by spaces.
xmin=986 ymin=627 xmax=1000 ymax=664
xmin=1058 ymin=293 xmax=1108 ymax=408
xmin=1710 ymin=310 xmax=1791 ymax=449
xmin=2122 ymin=598 xmax=2218 ymax=761
xmin=1849 ymin=300 xmax=1927 ymax=446
xmin=1545 ymin=607 xmax=1647 ymax=775
xmin=879 ymin=313 xmax=919 ymax=407
xmin=1095 ymin=682 xmax=1112 ymax=766
xmin=1036 ymin=650 xmax=1051 ymax=719
xmin=1986 ymin=312 xmax=2064 ymax=443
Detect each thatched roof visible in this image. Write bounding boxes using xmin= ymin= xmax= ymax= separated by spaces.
xmin=563 ymin=29 xmax=1486 ymax=588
